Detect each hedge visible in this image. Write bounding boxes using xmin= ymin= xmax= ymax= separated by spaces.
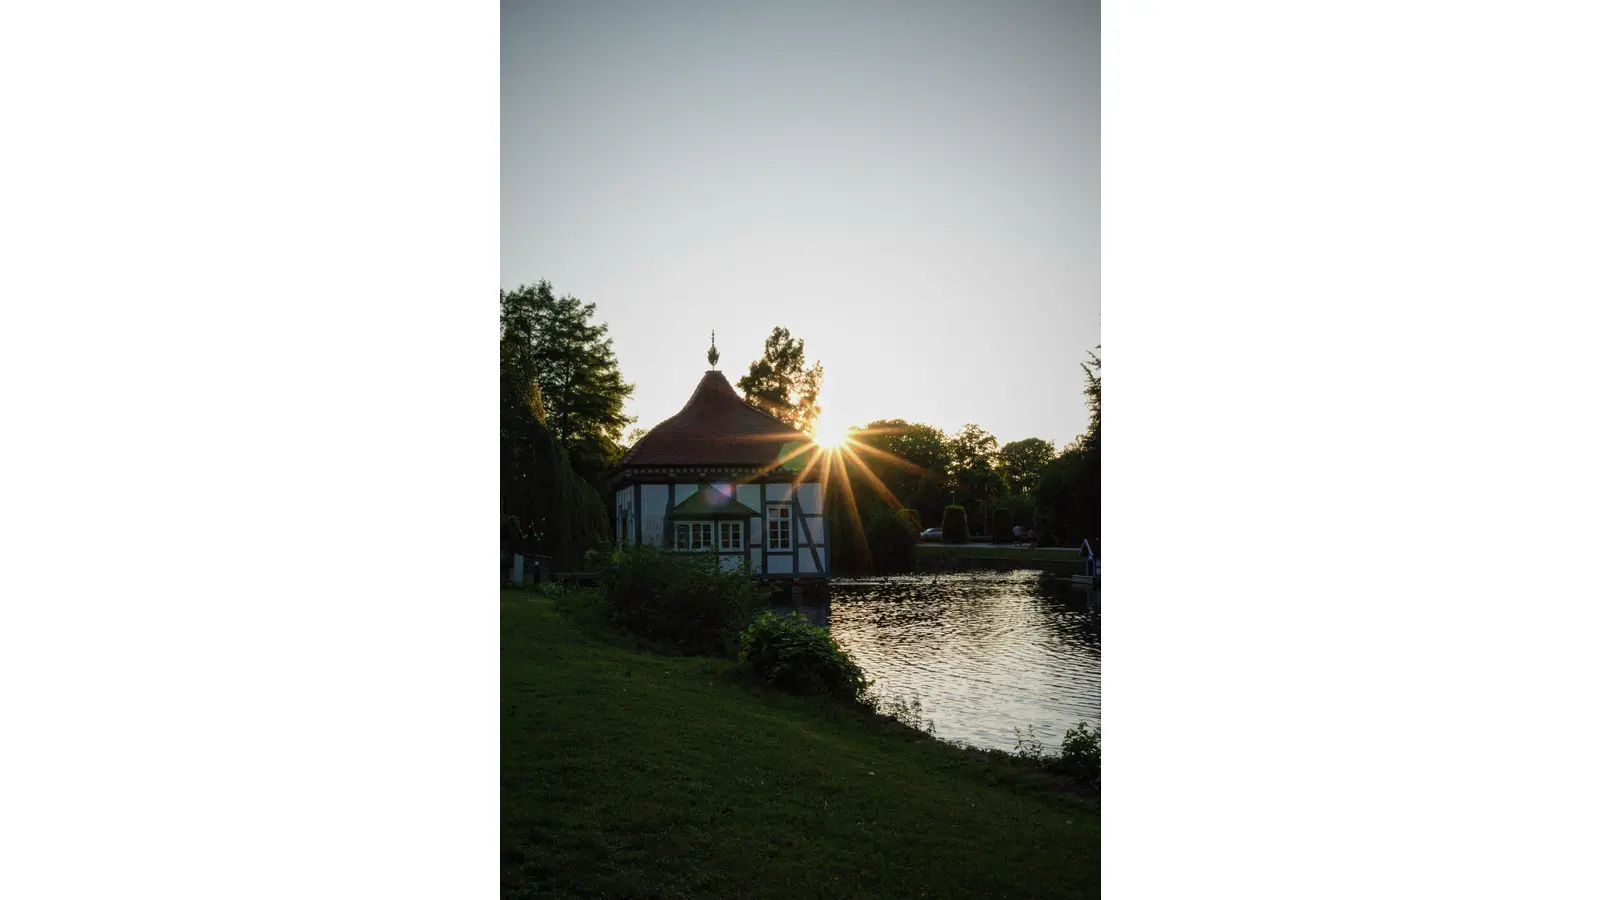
xmin=940 ymin=505 xmax=969 ymax=544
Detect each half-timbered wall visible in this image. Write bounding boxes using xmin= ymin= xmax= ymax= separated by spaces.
xmin=614 ymin=476 xmax=828 ymax=578
xmin=755 ymin=480 xmax=826 ymax=577
xmin=640 ymin=484 xmax=669 ymax=547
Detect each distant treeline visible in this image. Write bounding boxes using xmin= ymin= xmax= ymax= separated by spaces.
xmin=824 ymin=349 xmax=1100 ymax=574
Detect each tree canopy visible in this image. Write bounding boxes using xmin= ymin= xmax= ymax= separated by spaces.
xmin=736 ymin=326 xmax=824 ymax=433
xmin=500 ymin=281 xmax=624 ymax=570
xmin=1081 ymin=346 xmax=1101 ymax=451
xmin=501 ymin=281 xmax=635 ymax=447
xmin=1034 ymin=346 xmax=1101 ymax=546
xmin=999 ymin=437 xmax=1056 ymax=496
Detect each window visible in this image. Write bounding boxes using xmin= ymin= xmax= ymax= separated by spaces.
xmin=673 ymin=521 xmax=714 ymax=550
xmin=719 ymin=521 xmax=743 ymax=550
xmin=766 ymin=504 xmax=792 ymax=550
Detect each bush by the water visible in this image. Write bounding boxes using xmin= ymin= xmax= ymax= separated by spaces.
xmin=991 ymin=508 xmax=1015 ymax=543
xmin=1055 ymin=722 xmax=1101 ymax=786
xmin=864 ymin=508 xmax=920 ymax=573
xmin=596 ymin=544 xmax=760 ymax=654
xmin=1012 ymin=722 xmax=1101 ymax=788
xmin=738 ymin=611 xmax=869 ymax=701
xmin=941 ymin=505 xmax=969 ymax=544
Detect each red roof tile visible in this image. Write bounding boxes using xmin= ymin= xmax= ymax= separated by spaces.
xmin=620 ymin=371 xmax=808 ymax=468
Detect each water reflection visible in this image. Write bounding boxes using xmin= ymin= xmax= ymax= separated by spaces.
xmin=830 ymin=570 xmax=1100 ymax=753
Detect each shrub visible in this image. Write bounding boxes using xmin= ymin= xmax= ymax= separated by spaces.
xmin=940 ymin=505 xmax=969 ymax=544
xmin=991 ymin=508 xmax=1015 ymax=543
xmin=596 ymin=544 xmax=760 ymax=655
xmin=738 ymin=611 xmax=869 ymax=701
xmin=895 ymin=507 xmax=922 ymax=533
xmin=864 ymin=689 xmax=936 ymax=736
xmin=1013 ymin=726 xmax=1047 ymax=762
xmin=864 ymin=508 xmax=920 ymax=573
xmin=1054 ymin=722 xmax=1101 ymax=786
xmin=996 ymin=494 xmax=1034 ymax=529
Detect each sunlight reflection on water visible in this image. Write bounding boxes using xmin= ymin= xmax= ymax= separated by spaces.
xmin=829 ymin=570 xmax=1100 ymax=753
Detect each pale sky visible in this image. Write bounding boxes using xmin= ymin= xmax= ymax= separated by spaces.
xmin=502 ymin=0 xmax=1099 ymax=449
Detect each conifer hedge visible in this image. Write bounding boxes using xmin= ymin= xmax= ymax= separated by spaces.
xmin=940 ymin=505 xmax=969 ymax=544
xmin=991 ymin=508 xmax=1015 ymax=543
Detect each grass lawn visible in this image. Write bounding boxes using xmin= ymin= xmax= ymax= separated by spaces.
xmin=502 ymin=590 xmax=1100 ymax=899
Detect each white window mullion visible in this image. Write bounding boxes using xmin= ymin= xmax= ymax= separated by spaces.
xmin=765 ymin=504 xmax=792 ymax=550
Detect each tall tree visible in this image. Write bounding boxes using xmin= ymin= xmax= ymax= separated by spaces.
xmin=1035 ymin=347 xmax=1101 ymax=546
xmin=848 ymin=419 xmax=953 ymax=525
xmin=999 ymin=437 xmax=1056 ymax=496
xmin=500 ymin=320 xmax=610 ymax=571
xmin=1082 ymin=345 xmax=1101 ymax=450
xmin=737 ymin=326 xmax=824 ymax=433
xmin=947 ymin=423 xmax=1000 ymax=534
xmin=948 ymin=424 xmax=999 ymax=492
xmin=500 ymin=281 xmax=635 ymax=447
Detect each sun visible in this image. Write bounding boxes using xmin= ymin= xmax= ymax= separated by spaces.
xmin=811 ymin=418 xmax=848 ymax=449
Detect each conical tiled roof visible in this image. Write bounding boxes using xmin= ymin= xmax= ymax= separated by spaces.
xmin=620 ymin=371 xmax=807 ymax=468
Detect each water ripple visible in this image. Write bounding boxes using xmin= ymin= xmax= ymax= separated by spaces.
xmin=830 ymin=570 xmax=1100 ymax=752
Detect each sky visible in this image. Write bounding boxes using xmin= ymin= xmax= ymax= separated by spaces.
xmin=502 ymin=0 xmax=1099 ymax=449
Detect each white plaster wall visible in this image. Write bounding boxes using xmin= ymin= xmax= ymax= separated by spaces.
xmin=673 ymin=483 xmax=698 ymax=504
xmin=618 ymin=491 xmax=641 ymax=544
xmin=768 ymin=553 xmax=793 ymax=575
xmin=640 ymin=484 xmax=670 ymax=547
xmin=797 ymin=482 xmax=822 ymax=515
xmin=766 ymin=482 xmax=794 ymax=503
xmin=735 ymin=484 xmax=761 ymax=513
xmin=802 ymin=514 xmax=825 ymax=544
xmin=718 ymin=554 xmax=742 ymax=573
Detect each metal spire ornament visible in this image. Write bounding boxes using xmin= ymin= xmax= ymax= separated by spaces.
xmin=707 ymin=330 xmax=720 ymax=369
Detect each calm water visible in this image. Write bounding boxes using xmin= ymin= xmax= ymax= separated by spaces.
xmin=829 ymin=570 xmax=1100 ymax=753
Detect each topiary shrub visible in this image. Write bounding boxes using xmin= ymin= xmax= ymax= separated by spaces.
xmin=895 ymin=507 xmax=922 ymax=534
xmin=864 ymin=508 xmax=920 ymax=573
xmin=991 ymin=508 xmax=1015 ymax=543
xmin=738 ymin=611 xmax=869 ymax=701
xmin=940 ymin=505 xmax=969 ymax=544
xmin=596 ymin=544 xmax=760 ymax=655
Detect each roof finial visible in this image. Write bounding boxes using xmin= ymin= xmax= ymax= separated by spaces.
xmin=707 ymin=330 xmax=720 ymax=369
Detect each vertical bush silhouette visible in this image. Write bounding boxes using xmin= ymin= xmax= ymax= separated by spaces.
xmin=940 ymin=505 xmax=969 ymax=544
xmin=991 ymin=508 xmax=1015 ymax=543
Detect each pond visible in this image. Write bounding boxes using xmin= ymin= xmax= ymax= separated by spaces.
xmin=828 ymin=570 xmax=1100 ymax=753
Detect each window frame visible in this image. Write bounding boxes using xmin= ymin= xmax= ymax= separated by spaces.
xmin=673 ymin=520 xmax=715 ymax=551
xmin=718 ymin=520 xmax=744 ymax=551
xmin=765 ymin=503 xmax=793 ymax=551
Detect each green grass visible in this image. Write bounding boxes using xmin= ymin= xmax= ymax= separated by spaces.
xmin=917 ymin=544 xmax=1084 ymax=564
xmin=502 ymin=590 xmax=1099 ymax=899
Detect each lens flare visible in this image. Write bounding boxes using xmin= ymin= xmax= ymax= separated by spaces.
xmin=811 ymin=419 xmax=847 ymax=448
